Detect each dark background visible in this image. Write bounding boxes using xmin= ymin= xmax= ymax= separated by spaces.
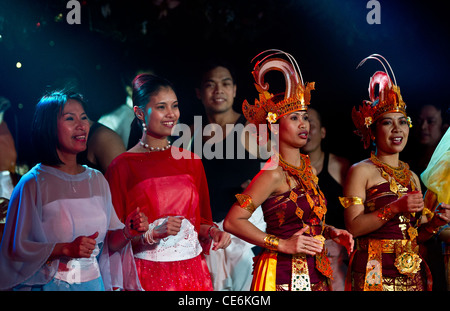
xmin=0 ymin=0 xmax=449 ymax=168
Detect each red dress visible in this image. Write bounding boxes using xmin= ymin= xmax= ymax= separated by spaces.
xmin=105 ymin=147 xmax=214 ymax=291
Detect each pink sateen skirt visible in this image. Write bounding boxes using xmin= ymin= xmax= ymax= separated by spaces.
xmin=135 ymin=254 xmax=213 ymax=291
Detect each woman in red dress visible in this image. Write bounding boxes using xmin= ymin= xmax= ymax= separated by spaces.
xmin=105 ymin=74 xmax=231 ymax=291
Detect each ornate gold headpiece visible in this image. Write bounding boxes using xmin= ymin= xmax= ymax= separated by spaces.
xmin=242 ymin=49 xmax=315 ymax=125
xmin=352 ymin=54 xmax=410 ymax=149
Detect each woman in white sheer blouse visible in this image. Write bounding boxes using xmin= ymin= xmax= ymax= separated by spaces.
xmin=0 ymin=91 xmax=148 ymax=291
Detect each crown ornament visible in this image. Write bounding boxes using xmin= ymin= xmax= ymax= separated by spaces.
xmin=242 ymin=49 xmax=315 ymax=125
xmin=352 ymin=54 xmax=411 ymax=149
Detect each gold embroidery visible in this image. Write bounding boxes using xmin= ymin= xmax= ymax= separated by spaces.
xmin=339 ymin=196 xmax=364 ymax=208
xmin=235 ymin=193 xmax=257 ymax=214
xmin=291 ymin=254 xmax=311 ymax=291
xmin=264 ymin=234 xmax=279 ymax=251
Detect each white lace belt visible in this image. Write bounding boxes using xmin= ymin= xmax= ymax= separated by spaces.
xmin=134 ymin=218 xmax=202 ymax=262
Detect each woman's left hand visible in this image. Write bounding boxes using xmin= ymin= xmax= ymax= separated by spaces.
xmin=125 ymin=207 xmax=149 ymax=238
xmin=329 ymin=227 xmax=354 ymax=255
xmin=429 ymin=203 xmax=450 ymax=228
xmin=210 ymin=227 xmax=232 ymax=251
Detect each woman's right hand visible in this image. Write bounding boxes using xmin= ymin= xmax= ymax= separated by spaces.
xmin=278 ymin=226 xmax=323 ymax=256
xmin=390 ymin=191 xmax=424 ymax=214
xmin=61 ymin=232 xmax=99 ymax=259
xmin=152 ymin=216 xmax=183 ymax=240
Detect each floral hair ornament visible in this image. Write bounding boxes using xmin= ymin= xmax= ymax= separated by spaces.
xmin=352 ymin=54 xmax=411 ymax=149
xmin=242 ymin=49 xmax=315 ymax=126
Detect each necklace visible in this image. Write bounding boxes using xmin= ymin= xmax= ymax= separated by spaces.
xmin=369 ymin=152 xmax=414 ymax=194
xmin=278 ymin=153 xmax=326 ymax=219
xmin=139 ymin=139 xmax=171 ymax=152
xmin=278 ymin=154 xmax=318 ymax=188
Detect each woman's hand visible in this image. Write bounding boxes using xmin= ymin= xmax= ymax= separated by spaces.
xmin=328 ymin=227 xmax=354 ymax=255
xmin=152 ymin=216 xmax=183 ymax=240
xmin=62 ymin=232 xmax=99 ymax=258
xmin=390 ymin=191 xmax=424 ymax=214
xmin=124 ymin=207 xmax=149 ymax=239
xmin=428 ymin=203 xmax=450 ymax=228
xmin=209 ymin=227 xmax=232 ymax=250
xmin=278 ymin=226 xmax=323 ymax=256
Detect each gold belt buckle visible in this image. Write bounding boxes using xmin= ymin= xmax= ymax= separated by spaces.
xmin=394 ymin=240 xmax=421 ymax=276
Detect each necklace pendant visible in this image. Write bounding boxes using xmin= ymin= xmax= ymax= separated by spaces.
xmin=289 ymin=190 xmax=298 ymax=203
xmin=389 ymin=178 xmax=399 ymax=195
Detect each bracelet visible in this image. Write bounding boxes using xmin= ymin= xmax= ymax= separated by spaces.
xmin=122 ymin=227 xmax=133 ymax=241
xmin=208 ymin=225 xmax=218 ymax=239
xmin=264 ymin=234 xmax=279 ymax=251
xmin=143 ymin=222 xmax=160 ymax=245
xmin=377 ymin=204 xmax=395 ymax=221
xmin=235 ymin=193 xmax=257 ymax=214
xmin=423 ymin=224 xmax=440 ymax=235
xmin=339 ymin=196 xmax=364 ymax=208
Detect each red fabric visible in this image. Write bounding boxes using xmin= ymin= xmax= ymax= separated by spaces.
xmin=261 ymin=184 xmax=327 ymax=285
xmin=105 ymin=148 xmax=215 ymax=290
xmin=105 ymin=148 xmax=214 ymax=231
xmin=351 ymin=182 xmax=423 ymax=277
xmin=134 ymin=255 xmax=213 ymax=291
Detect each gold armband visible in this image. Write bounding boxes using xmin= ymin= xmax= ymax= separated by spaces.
xmin=264 ymin=234 xmax=279 ymax=251
xmin=235 ymin=193 xmax=257 ymax=214
xmin=339 ymin=196 xmax=364 ymax=208
xmin=377 ymin=204 xmax=395 ymax=221
xmin=422 ymin=207 xmax=434 ymax=222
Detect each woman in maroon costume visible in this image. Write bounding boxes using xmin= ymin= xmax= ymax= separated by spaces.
xmin=224 ymin=50 xmax=353 ymax=291
xmin=342 ymin=54 xmax=450 ymax=291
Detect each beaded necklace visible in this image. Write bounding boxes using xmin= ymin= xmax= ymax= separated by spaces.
xmin=369 ymin=152 xmax=415 ymax=195
xmin=139 ymin=139 xmax=171 ymax=152
xmin=278 ymin=154 xmax=326 ymax=221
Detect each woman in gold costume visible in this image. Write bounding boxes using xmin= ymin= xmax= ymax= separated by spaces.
xmin=224 ymin=50 xmax=353 ymax=291
xmin=342 ymin=54 xmax=450 ymax=291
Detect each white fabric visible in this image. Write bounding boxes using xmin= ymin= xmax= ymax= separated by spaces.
xmin=205 ymin=206 xmax=266 ymax=291
xmin=0 ymin=164 xmax=142 ymax=290
xmin=54 ymin=244 xmax=101 ymax=284
xmin=98 ymin=96 xmax=135 ymax=147
xmin=133 ymin=217 xmax=202 ymax=262
xmin=0 ymin=170 xmax=14 ymax=200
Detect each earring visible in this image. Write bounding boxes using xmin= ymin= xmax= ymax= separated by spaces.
xmin=142 ymin=121 xmax=147 ymax=133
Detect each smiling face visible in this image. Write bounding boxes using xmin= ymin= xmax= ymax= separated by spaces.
xmin=56 ymin=99 xmax=90 ymax=157
xmin=373 ymin=112 xmax=410 ymax=155
xmin=196 ymin=66 xmax=237 ymax=114
xmin=138 ymin=86 xmax=179 ymax=138
xmin=278 ymin=110 xmax=310 ymax=149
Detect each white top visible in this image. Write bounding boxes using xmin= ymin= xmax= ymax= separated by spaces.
xmin=0 ymin=164 xmax=141 ymax=290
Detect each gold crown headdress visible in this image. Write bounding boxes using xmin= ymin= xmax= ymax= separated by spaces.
xmin=352 ymin=54 xmax=410 ymax=149
xmin=242 ymin=49 xmax=315 ymax=125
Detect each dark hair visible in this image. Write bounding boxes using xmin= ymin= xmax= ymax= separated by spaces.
xmin=196 ymin=58 xmax=237 ymax=87
xmin=131 ymin=73 xmax=175 ymax=108
xmin=127 ymin=74 xmax=175 ymax=149
xmin=32 ymin=90 xmax=87 ymax=165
